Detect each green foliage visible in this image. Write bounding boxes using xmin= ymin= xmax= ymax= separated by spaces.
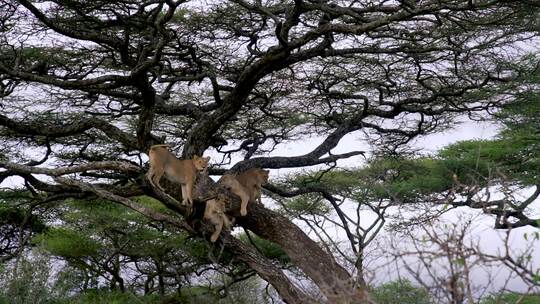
xmin=370 ymin=279 xmax=432 ymax=304
xmin=29 ymin=196 xmax=219 ymax=295
xmin=496 ymin=88 xmax=540 ymax=184
xmin=213 ymin=275 xmax=270 ymax=304
xmin=0 ymin=205 xmax=46 ymax=233
xmin=176 ymin=286 xmax=220 ymax=304
xmin=38 ymin=197 xmax=201 ymax=260
xmin=453 ymin=69 xmax=540 ymax=185
xmin=439 ymin=140 xmax=508 ymax=179
xmin=64 ymin=198 xmax=140 ymax=227
xmin=281 ymin=193 xmax=331 ymax=217
xmin=440 ymin=137 xmax=539 ymax=185
xmin=281 ymin=74 xmax=539 ymax=205
xmin=289 ymin=170 xmax=361 ymax=193
xmin=0 ymin=191 xmax=46 ymax=232
xmin=51 ymin=266 xmax=96 ymax=299
xmin=0 ymin=191 xmax=48 ymax=261
xmin=238 ymin=233 xmax=290 ymax=265
xmin=279 ymin=158 xmax=456 ymax=211
xmin=33 ymin=228 xmax=101 ymax=258
xmin=44 ymin=277 xmax=271 ymax=304
xmin=359 ymin=157 xmax=453 ymax=200
xmin=481 ymin=292 xmax=540 ymax=304
xmin=49 ymin=289 xmax=163 ymax=304
xmin=0 ymin=254 xmax=52 ymax=304
xmin=133 ymin=196 xmax=171 ymax=214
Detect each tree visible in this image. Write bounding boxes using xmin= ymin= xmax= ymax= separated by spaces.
xmin=32 ymin=198 xmax=214 ymax=295
xmin=0 ymin=0 xmax=539 ymax=302
xmin=27 ymin=198 xmax=276 ymax=302
xmin=370 ymin=279 xmax=431 ymax=304
xmin=0 ymin=191 xmax=46 ymax=263
xmin=381 ymin=214 xmax=540 ymax=303
xmin=481 ymin=293 xmax=540 ymax=304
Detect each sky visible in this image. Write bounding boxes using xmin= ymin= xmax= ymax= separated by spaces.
xmin=247 ymin=117 xmax=540 ymax=297
xmin=1 ymin=1 xmax=538 ymax=296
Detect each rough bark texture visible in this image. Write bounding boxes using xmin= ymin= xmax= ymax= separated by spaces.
xmin=238 ymin=203 xmax=368 ymax=304
xmin=192 ymin=175 xmax=369 ymax=303
xmin=225 ymin=236 xmax=317 ymax=304
xmin=1 ymin=1 xmax=538 ymax=302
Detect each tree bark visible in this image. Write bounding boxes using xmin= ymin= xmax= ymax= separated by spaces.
xmin=193 ymin=176 xmax=370 ymax=303
xmin=238 ymin=203 xmax=369 ymax=304
xmin=225 ymin=236 xmax=316 ymax=304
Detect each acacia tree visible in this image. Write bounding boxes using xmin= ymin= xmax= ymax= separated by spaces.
xmin=0 ymin=0 xmax=539 ymax=302
xmin=384 ymin=215 xmax=540 ymax=303
xmin=33 ymin=199 xmax=214 ymax=295
xmin=0 ymin=192 xmax=46 ymax=263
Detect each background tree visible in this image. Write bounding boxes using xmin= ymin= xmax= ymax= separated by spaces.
xmin=370 ymin=279 xmax=432 ymax=304
xmin=0 ymin=0 xmax=539 ymax=303
xmin=0 ymin=191 xmax=46 ymax=263
xmin=33 ymin=198 xmax=214 ymax=295
xmin=0 ymin=196 xmax=287 ymax=303
xmin=382 ymin=215 xmax=540 ymax=303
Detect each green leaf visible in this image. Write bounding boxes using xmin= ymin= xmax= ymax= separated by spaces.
xmin=238 ymin=233 xmax=290 ymax=265
xmin=34 ymin=228 xmax=101 ymax=258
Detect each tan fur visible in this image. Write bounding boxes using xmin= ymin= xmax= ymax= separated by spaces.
xmin=218 ymin=168 xmax=269 ymax=216
xmin=204 ymin=197 xmax=231 ymax=242
xmin=218 ymin=175 xmax=250 ymax=216
xmin=146 ymin=145 xmax=210 ymax=208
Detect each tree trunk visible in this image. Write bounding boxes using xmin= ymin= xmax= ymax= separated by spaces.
xmin=238 ymin=202 xmax=369 ymax=304
xmin=225 ymin=236 xmax=316 ymax=304
xmin=160 ymin=173 xmax=372 ymax=303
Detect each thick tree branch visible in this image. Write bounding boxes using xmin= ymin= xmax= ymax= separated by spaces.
xmin=53 ymin=175 xmax=315 ymax=304
xmin=231 ymin=151 xmax=365 ymax=172
xmin=224 ymin=237 xmax=317 ymax=304
xmin=0 ymin=114 xmax=140 ymax=150
xmin=238 ymin=202 xmax=370 ymax=304
xmin=54 ymin=176 xmax=193 ymax=231
xmin=266 ymin=183 xmax=360 ymax=253
xmin=0 ymin=160 xmax=142 ymax=177
xmin=17 ymin=0 xmax=124 ymax=48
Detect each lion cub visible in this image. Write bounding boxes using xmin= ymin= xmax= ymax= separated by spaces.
xmin=218 ymin=168 xmax=269 ymax=216
xmin=146 ymin=144 xmax=210 ymax=209
xmin=204 ymin=196 xmax=232 ymax=242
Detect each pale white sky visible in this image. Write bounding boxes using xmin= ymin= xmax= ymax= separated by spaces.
xmin=245 ymin=118 xmax=539 ymax=297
